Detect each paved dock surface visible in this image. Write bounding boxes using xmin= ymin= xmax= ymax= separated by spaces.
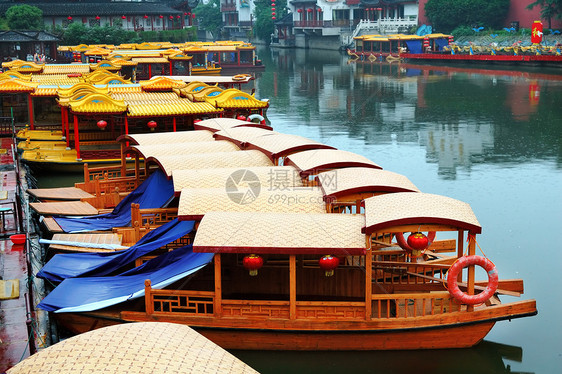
xmin=0 ymin=137 xmax=29 ymax=372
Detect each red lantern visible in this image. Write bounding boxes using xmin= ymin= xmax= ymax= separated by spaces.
xmin=272 ymin=12 xmax=276 ymax=16
xmin=67 ymin=16 xmax=73 ymax=20
xmin=318 ymin=8 xmax=322 ymax=12
xmin=169 ymin=15 xmax=174 ymax=20
xmin=243 ymin=254 xmax=264 ymax=276
xmin=407 ymin=232 xmax=429 ymax=257
xmin=272 ymin=7 xmax=276 ymax=11
xmin=272 ymin=16 xmax=276 ymax=20
xmin=236 ymin=115 xmax=247 ymax=121
xmin=297 ymin=9 xmax=302 ymax=13
xmin=177 ymin=15 xmax=181 ymax=19
xmin=159 ymin=15 xmax=164 ymax=19
xmin=144 ymin=15 xmax=149 ymax=19
xmin=121 ymin=15 xmax=126 ymax=20
xmin=531 ymin=20 xmax=543 ymax=44
xmin=97 ymin=120 xmax=107 ymax=130
xmin=147 ymin=120 xmax=157 ymax=131
xmin=184 ymin=12 xmax=188 ymax=16
xmin=187 ymin=12 xmax=191 ymax=16
xmin=319 ymin=255 xmax=339 ymax=277
xmin=271 ymin=2 xmax=276 ymax=5
xmin=95 ymin=16 xmax=100 ymax=20
xmin=192 ymin=14 xmax=196 ymax=18
xmin=307 ymin=8 xmax=312 ymax=12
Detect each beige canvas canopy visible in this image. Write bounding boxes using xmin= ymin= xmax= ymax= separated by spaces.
xmin=6 ymin=322 xmax=257 ymax=374
xmin=193 ymin=211 xmax=366 ymax=255
xmin=362 ymin=192 xmax=482 ymax=235
xmin=317 ymin=167 xmax=419 ymax=199
xmin=213 ymin=127 xmax=276 ymax=147
xmin=245 ymin=133 xmax=335 ymax=160
xmin=194 ymin=118 xmax=272 ymax=132
xmin=178 ymin=187 xmax=326 ymax=220
xmin=147 ymin=150 xmax=273 ymax=177
xmin=117 ymin=130 xmax=214 ymax=145
xmin=172 ymin=166 xmax=303 ymax=195
xmin=285 ymin=149 xmax=382 ymax=177
xmin=130 ymin=141 xmax=239 ymax=159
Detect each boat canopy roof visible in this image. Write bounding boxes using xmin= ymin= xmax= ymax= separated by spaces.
xmin=147 ymin=150 xmax=273 ymax=177
xmin=193 ymin=211 xmax=366 ymax=255
xmin=317 ymin=167 xmax=419 ymax=199
xmin=130 ymin=141 xmax=239 ymax=159
xmin=194 ymin=118 xmax=272 ymax=132
xmin=245 ymin=133 xmax=335 ymax=159
xmin=213 ymin=126 xmax=276 ymax=146
xmin=172 ymin=166 xmax=302 ymax=195
xmin=178 ymin=187 xmax=326 ymax=220
xmin=117 ymin=130 xmax=214 ymax=145
xmin=362 ymin=192 xmax=482 ymax=235
xmin=285 ymin=149 xmax=382 ymax=177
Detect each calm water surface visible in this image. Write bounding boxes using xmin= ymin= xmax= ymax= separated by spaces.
xmin=35 ymin=48 xmax=561 ymax=373
xmin=230 ymin=48 xmax=561 ymax=373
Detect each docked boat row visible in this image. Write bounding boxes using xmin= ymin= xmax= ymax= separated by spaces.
xmin=25 ymin=114 xmax=537 ymax=350
xmin=348 ymin=33 xmax=562 ymax=66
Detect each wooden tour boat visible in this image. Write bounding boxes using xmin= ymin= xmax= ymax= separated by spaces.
xmin=33 ymin=119 xmax=537 ymax=351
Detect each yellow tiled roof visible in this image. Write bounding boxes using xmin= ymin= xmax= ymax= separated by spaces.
xmin=43 ymin=64 xmax=91 ymax=74
xmin=89 ymin=61 xmax=121 ymax=71
xmin=139 ymin=77 xmax=186 ymax=91
xmin=0 ymin=71 xmax=32 ymax=81
xmin=107 ymin=85 xmax=143 ymax=94
xmin=31 ymin=86 xmax=59 ymax=96
xmin=207 ymin=89 xmax=269 ymax=109
xmin=127 ymin=101 xmax=221 ymax=117
xmin=84 ymin=48 xmax=111 ymax=56
xmin=69 ymin=93 xmax=127 ymax=114
xmin=131 ymin=57 xmax=169 ymax=63
xmin=30 ymin=75 xmax=81 ymax=85
xmin=0 ymin=79 xmax=37 ymax=93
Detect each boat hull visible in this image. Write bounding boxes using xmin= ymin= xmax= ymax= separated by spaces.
xmin=54 ymin=300 xmax=536 ymax=351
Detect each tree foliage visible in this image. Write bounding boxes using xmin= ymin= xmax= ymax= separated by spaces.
xmin=424 ymin=0 xmax=510 ymax=33
xmin=5 ymin=5 xmax=43 ymax=30
xmin=253 ymin=0 xmax=287 ymax=43
xmin=527 ymin=0 xmax=562 ymax=28
xmin=194 ymin=0 xmax=223 ymax=39
xmin=59 ymin=21 xmax=139 ymax=46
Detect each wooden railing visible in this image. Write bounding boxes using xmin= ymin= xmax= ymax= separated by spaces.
xmin=371 ymin=292 xmax=461 ymax=318
xmin=372 ymin=261 xmax=449 ymax=286
xmin=145 ymin=282 xmax=215 ymax=316
xmin=131 ymin=204 xmax=178 ymax=227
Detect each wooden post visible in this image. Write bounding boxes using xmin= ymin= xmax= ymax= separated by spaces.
xmin=173 ymin=117 xmax=177 ymax=132
xmin=73 ymin=114 xmax=81 ymax=160
xmin=457 ymin=230 xmax=464 ymax=284
xmin=120 ymin=143 xmax=126 ymax=177
xmin=64 ymin=108 xmax=70 ymax=148
xmin=365 ymin=234 xmax=372 ymax=320
xmin=214 ymin=254 xmax=222 ymax=317
xmin=144 ymin=280 xmax=154 ymax=315
xmin=290 ymin=254 xmax=296 ymax=319
xmin=467 ymin=233 xmax=476 ymax=312
xmin=27 ymin=93 xmax=34 ymax=129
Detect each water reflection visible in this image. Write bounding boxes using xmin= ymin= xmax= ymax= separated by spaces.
xmin=258 ymin=48 xmax=562 ymax=180
xmin=231 ymin=340 xmax=531 ymax=374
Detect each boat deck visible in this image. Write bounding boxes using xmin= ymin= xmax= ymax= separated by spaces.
xmin=27 ymin=187 xmax=94 ymax=201
xmin=29 ymin=201 xmax=98 ymax=216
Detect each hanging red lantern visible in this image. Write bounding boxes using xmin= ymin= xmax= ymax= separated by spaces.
xmin=144 ymin=15 xmax=149 ymax=19
xmin=192 ymin=14 xmax=196 ymax=18
xmin=243 ymin=254 xmax=264 ymax=276
xmin=176 ymin=15 xmax=181 ymax=19
xmin=318 ymin=8 xmax=322 ymax=12
xmin=307 ymin=8 xmax=312 ymax=12
xmin=319 ymin=255 xmax=339 ymax=277
xmin=121 ymin=15 xmax=126 ymax=20
xmin=187 ymin=12 xmax=191 ymax=16
xmin=272 ymin=16 xmax=276 ymax=20
xmin=96 ymin=120 xmax=108 ymax=130
xmin=67 ymin=16 xmax=73 ymax=20
xmin=297 ymin=9 xmax=302 ymax=13
xmin=159 ymin=15 xmax=164 ymax=19
xmin=407 ymin=232 xmax=429 ymax=257
xmin=272 ymin=12 xmax=276 ymax=16
xmin=169 ymin=15 xmax=174 ymax=20
xmin=271 ymin=2 xmax=276 ymax=6
xmin=236 ymin=115 xmax=247 ymax=121
xmin=147 ymin=120 xmax=157 ymax=131
xmin=272 ymin=7 xmax=276 ymax=11
xmin=184 ymin=12 xmax=188 ymax=16
xmin=95 ymin=16 xmax=100 ymax=20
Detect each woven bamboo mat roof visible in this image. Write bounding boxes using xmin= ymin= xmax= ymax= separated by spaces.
xmin=178 ymin=187 xmax=326 ymax=220
xmin=148 ymin=150 xmax=273 ymax=177
xmin=172 ymin=166 xmax=303 ymax=193
xmin=7 ymin=322 xmax=258 ymax=374
xmin=213 ymin=127 xmax=276 ymax=146
xmin=193 ymin=211 xmax=366 ymax=255
xmin=132 ymin=140 xmax=239 ymax=158
xmin=29 ymin=201 xmax=99 ymax=216
xmin=118 ymin=130 xmax=214 ymax=145
xmin=246 ymin=133 xmax=335 ymax=159
xmin=317 ymin=167 xmax=419 ymax=199
xmin=49 ymin=233 xmax=124 ymax=253
xmin=285 ymin=149 xmax=382 ymax=177
xmin=363 ymin=192 xmax=481 ymax=235
xmin=194 ymin=118 xmax=272 ymax=132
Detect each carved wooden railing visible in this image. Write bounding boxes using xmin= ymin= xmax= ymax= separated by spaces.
xmin=371 ymin=292 xmax=462 ymax=319
xmin=144 ymin=282 xmax=214 ymax=316
xmin=131 ymin=204 xmax=178 ymax=227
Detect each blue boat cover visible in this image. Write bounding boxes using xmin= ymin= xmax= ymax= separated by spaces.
xmin=435 ymin=38 xmax=449 ymax=51
xmin=37 ymin=218 xmax=194 ymax=283
xmin=53 ymin=169 xmax=173 ymax=233
xmin=37 ymin=245 xmax=214 ymax=313
xmin=405 ymin=40 xmax=423 ymax=54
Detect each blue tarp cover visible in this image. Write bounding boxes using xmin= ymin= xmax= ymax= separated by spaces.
xmin=37 ymin=245 xmax=214 ymax=313
xmin=435 ymin=38 xmax=449 ymax=51
xmin=405 ymin=40 xmax=423 ymax=54
xmin=53 ymin=169 xmax=173 ymax=233
xmin=37 ymin=218 xmax=194 ymax=283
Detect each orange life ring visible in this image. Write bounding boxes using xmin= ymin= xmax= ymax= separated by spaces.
xmin=232 ymin=74 xmax=250 ymax=81
xmin=447 ymin=255 xmax=499 ymax=305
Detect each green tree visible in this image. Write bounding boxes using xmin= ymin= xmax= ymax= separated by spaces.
xmin=253 ymin=0 xmax=287 ymax=43
xmin=527 ymin=0 xmax=562 ymax=29
xmin=424 ymin=0 xmax=510 ymax=33
xmin=60 ymin=21 xmax=138 ymax=46
xmin=194 ymin=0 xmax=223 ymax=39
xmin=5 ymin=5 xmax=43 ymax=30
